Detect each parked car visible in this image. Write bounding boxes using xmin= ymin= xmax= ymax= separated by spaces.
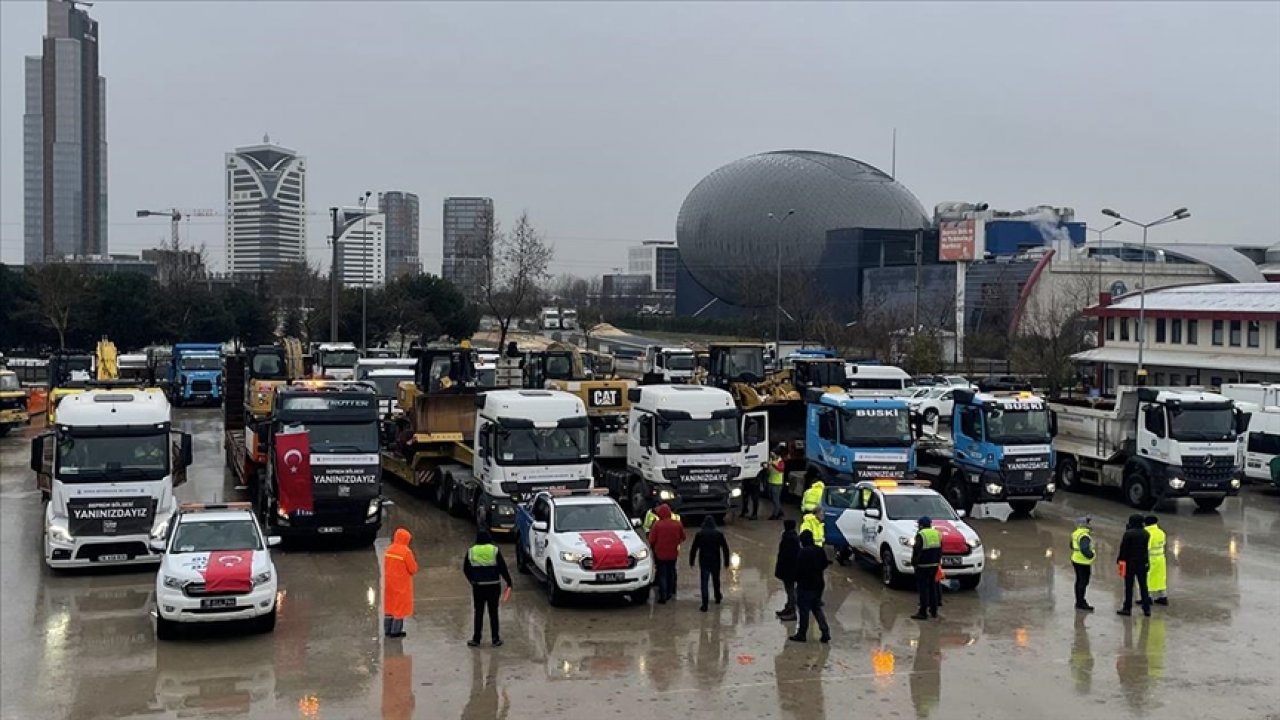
xmin=909 ymin=386 xmax=957 ymax=425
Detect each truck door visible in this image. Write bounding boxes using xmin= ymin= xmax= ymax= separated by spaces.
xmin=953 ymin=406 xmax=982 ymax=470
xmin=860 ymin=491 xmax=884 ymax=552
xmin=477 ymin=423 xmax=494 ymax=485
xmin=530 ymin=496 xmax=552 ymax=566
xmin=811 ymin=406 xmax=841 ymax=470
xmin=822 ymin=485 xmax=860 ymax=550
xmin=741 ymin=411 xmax=769 ymax=478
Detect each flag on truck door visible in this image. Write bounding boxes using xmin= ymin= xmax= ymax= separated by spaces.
xmin=275 ymin=427 xmax=313 ymax=514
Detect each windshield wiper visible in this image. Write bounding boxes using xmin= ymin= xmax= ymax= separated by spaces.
xmin=323 ymin=444 xmax=370 ymax=453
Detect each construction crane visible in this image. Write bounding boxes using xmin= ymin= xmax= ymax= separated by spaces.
xmin=135 ymin=208 xmax=219 ymax=251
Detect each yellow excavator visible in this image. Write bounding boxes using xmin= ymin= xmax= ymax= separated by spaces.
xmin=46 ymin=338 xmax=123 ymax=424
xmin=523 ymin=342 xmax=635 ymax=473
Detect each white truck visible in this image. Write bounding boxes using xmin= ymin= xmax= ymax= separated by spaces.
xmin=1050 ymin=386 xmax=1250 ymax=510
xmin=598 ymin=385 xmax=769 ymax=519
xmin=635 ymin=346 xmax=697 ymax=385
xmin=1220 ymin=384 xmax=1280 ymax=485
xmin=32 ymin=389 xmax=193 ymax=568
xmin=315 ymin=342 xmax=359 ymax=381
xmin=514 ymin=489 xmax=653 ymax=606
xmin=540 ymin=307 xmax=561 ymax=331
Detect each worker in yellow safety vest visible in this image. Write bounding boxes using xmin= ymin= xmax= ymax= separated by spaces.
xmin=910 ymin=517 xmax=942 ymax=620
xmin=801 ymin=478 xmax=825 ymax=514
xmin=767 ymin=445 xmax=786 ymax=520
xmin=644 ymin=503 xmax=681 ymax=532
xmin=800 ymin=509 xmax=824 ymax=549
xmin=1144 ymin=515 xmax=1168 ymax=606
xmin=1070 ymin=516 xmax=1096 ymax=612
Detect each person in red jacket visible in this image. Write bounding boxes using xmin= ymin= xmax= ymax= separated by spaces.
xmin=383 ymin=527 xmax=419 ymax=638
xmin=647 ymin=504 xmax=686 ymax=604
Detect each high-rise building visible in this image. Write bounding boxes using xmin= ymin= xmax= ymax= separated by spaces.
xmin=379 ymin=191 xmax=420 ymax=280
xmin=24 ymin=0 xmax=108 ymax=264
xmin=334 ymin=207 xmax=386 ymax=289
xmin=627 ymin=240 xmax=680 ymax=294
xmin=442 ymin=197 xmax=493 ymax=301
xmin=224 ymin=137 xmax=306 ymax=278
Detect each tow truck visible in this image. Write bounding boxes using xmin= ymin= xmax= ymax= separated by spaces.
xmin=801 ymin=389 xmax=915 ymax=497
xmin=514 ymin=489 xmax=653 ymax=606
xmin=822 ymin=480 xmax=984 ymax=590
xmin=152 ymin=502 xmax=280 ymax=639
xmin=915 ymin=388 xmax=1057 ymax=514
xmin=31 ymin=388 xmax=193 ymax=568
xmin=380 ymin=345 xmax=594 ymax=535
xmin=1050 ymin=386 xmax=1249 ymax=510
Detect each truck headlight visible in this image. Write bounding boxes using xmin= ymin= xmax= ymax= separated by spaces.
xmin=560 ymin=551 xmax=583 ymax=563
xmin=729 ymin=487 xmax=742 ymax=498
xmin=162 ymin=575 xmax=184 ymax=589
xmin=48 ymin=524 xmax=74 ymax=544
xmin=985 ymin=483 xmax=1003 ymax=496
xmin=632 ymin=548 xmax=649 ymax=561
xmin=366 ymin=498 xmax=381 ymax=518
xmin=658 ymin=490 xmax=675 ymax=501
xmin=1168 ymin=477 xmax=1186 ymax=490
xmin=252 ymin=571 xmax=273 ymax=587
xmin=898 ymin=536 xmax=915 ymax=547
xmin=1045 ymin=483 xmax=1056 ymax=494
xmin=1230 ymin=477 xmax=1241 ymax=489
xmin=150 ymin=518 xmax=170 ymax=539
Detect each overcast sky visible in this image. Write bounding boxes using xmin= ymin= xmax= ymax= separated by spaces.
xmin=2 ymin=1 xmax=1277 ymax=274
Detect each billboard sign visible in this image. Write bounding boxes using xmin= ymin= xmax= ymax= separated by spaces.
xmin=939 ymin=220 xmax=977 ymax=262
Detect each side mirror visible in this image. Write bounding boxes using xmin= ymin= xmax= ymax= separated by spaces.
xmin=179 ymin=432 xmax=193 ymax=468
xmin=1049 ymin=411 xmax=1059 ymax=438
xmin=957 ymin=509 xmax=968 ymax=518
xmin=1236 ymin=411 xmax=1252 ymax=435
xmin=267 ymin=535 xmax=283 ymax=547
xmin=149 ymin=538 xmax=167 ymax=552
xmin=639 ymin=419 xmax=653 ymax=448
xmin=865 ymin=508 xmax=881 ymax=519
xmin=30 ymin=434 xmax=46 ymax=474
xmin=532 ymin=520 xmax=549 ymax=533
xmin=631 ymin=518 xmax=642 ymax=528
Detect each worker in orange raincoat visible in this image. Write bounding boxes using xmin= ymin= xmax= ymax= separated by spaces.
xmin=384 ymin=528 xmax=418 ymax=638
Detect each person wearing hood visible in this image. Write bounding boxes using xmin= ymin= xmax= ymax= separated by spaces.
xmin=383 ymin=527 xmax=419 ymax=638
xmin=774 ymin=519 xmax=801 ymax=621
xmin=689 ymin=515 xmax=732 ymax=611
xmin=1145 ymin=515 xmax=1168 ymax=606
xmin=910 ymin=517 xmax=942 ymax=620
xmin=464 ymin=529 xmax=513 ymax=647
xmin=788 ymin=530 xmax=831 ymax=643
xmin=1070 ymin=516 xmax=1096 ymax=612
xmin=1116 ymin=514 xmax=1152 ymax=617
xmin=647 ymin=503 xmax=687 ymax=604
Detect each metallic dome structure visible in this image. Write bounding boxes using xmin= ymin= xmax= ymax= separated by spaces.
xmin=676 ymin=150 xmax=930 ymax=307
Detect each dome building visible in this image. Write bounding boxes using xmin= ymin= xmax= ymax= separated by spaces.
xmin=675 ymin=150 xmax=932 ymax=312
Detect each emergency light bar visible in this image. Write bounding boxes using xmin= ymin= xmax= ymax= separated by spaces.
xmin=180 ymin=502 xmax=253 ymax=512
xmin=546 ymin=488 xmax=610 ymax=497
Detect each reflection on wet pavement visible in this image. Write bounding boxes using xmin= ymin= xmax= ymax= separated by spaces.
xmin=2 ymin=408 xmax=1279 ymax=720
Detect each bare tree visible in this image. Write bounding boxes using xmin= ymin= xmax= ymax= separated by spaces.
xmin=24 ymin=263 xmax=89 ymax=349
xmin=1011 ymin=274 xmax=1097 ymax=394
xmin=482 ymin=211 xmax=553 ymax=350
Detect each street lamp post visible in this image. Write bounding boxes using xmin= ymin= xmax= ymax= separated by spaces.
xmin=1086 ymin=220 xmax=1122 ymax=296
xmin=766 ymin=209 xmax=796 ymax=348
xmin=358 ymin=191 xmax=372 ymax=353
xmin=1100 ymin=207 xmax=1191 ymax=383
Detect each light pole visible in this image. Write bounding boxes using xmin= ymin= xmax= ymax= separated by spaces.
xmin=1100 ymin=207 xmax=1191 ymax=383
xmin=358 ymin=191 xmax=372 ymax=352
xmin=1086 ymin=220 xmax=1122 ymax=296
xmin=766 ymin=209 xmax=796 ymax=347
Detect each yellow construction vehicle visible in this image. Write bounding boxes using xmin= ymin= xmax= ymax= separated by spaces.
xmin=46 ymin=338 xmax=125 ymax=424
xmin=223 ymin=337 xmax=304 ymax=490
xmin=522 ymin=342 xmax=635 ymax=474
xmin=0 ymin=363 xmax=29 ymax=437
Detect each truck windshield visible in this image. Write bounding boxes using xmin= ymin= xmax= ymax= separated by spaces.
xmin=984 ymin=407 xmax=1051 ymax=444
xmin=1170 ymin=405 xmax=1237 ymax=442
xmin=179 ymin=356 xmax=221 ymax=371
xmin=294 ymin=422 xmax=379 ymax=454
xmin=883 ymin=494 xmax=959 ymax=522
xmin=555 ymin=503 xmax=631 ymax=533
xmin=497 ymin=427 xmax=590 ymax=465
xmin=365 ymin=375 xmax=410 ymax=397
xmin=251 ymin=353 xmax=286 ymax=378
xmin=657 ymin=417 xmax=740 ymax=453
xmin=719 ymin=348 xmax=764 ymax=382
xmin=797 ymin=362 xmax=846 ymax=388
xmin=0 ymin=374 xmax=19 ymax=391
xmin=665 ymin=354 xmax=695 ymax=371
xmin=321 ymin=351 xmax=359 ymax=369
xmin=57 ymin=433 xmax=169 ymax=481
xmin=545 ymin=354 xmax=574 ymax=380
xmin=840 ymin=409 xmax=912 ymax=447
xmin=170 ymin=519 xmax=262 ymax=554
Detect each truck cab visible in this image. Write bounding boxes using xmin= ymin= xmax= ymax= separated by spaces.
xmin=643 ymin=346 xmax=696 ymax=385
xmin=168 ymin=343 xmax=223 ymax=407
xmin=315 ymin=343 xmax=359 ymax=381
xmin=805 ymin=390 xmax=916 ymax=491
xmin=32 ymin=389 xmax=193 ymax=568
xmin=610 ymin=385 xmax=768 ymax=518
xmin=0 ymin=367 xmax=29 ymax=437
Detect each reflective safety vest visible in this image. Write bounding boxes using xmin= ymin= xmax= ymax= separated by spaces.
xmin=1147 ymin=524 xmax=1166 ymax=560
xmin=801 ymin=481 xmax=825 ymax=512
xmin=917 ymin=527 xmax=941 ymax=549
xmin=644 ymin=509 xmax=680 ymax=532
xmin=801 ymin=512 xmax=824 ymax=547
xmin=860 ymin=488 xmax=873 ymax=507
xmin=469 ymin=543 xmax=498 ymax=566
xmin=1071 ymin=527 xmax=1094 ymax=566
xmin=768 ymin=454 xmax=785 ymax=486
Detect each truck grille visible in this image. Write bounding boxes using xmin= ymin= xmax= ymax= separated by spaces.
xmin=1179 ymin=456 xmax=1236 ymax=485
xmin=580 ymin=556 xmax=638 ymax=571
xmin=191 ymin=380 xmax=213 ymax=392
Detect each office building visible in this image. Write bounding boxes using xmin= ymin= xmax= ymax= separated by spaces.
xmin=24 ymin=0 xmax=108 ymax=264
xmin=627 ymin=240 xmax=679 ymax=294
xmin=224 ymin=137 xmax=306 ymax=278
xmin=442 ymin=197 xmax=493 ymax=301
xmin=334 ymin=207 xmax=386 ymax=289
xmin=379 ymin=191 xmax=420 ymax=280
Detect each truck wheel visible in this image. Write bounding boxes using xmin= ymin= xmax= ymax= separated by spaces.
xmin=444 ymin=475 xmax=465 ymax=518
xmin=1123 ymin=471 xmax=1156 ymax=510
xmin=957 ymin=574 xmax=981 ymax=591
xmin=515 ymin=539 xmax=531 ymax=574
xmin=545 ymin=564 xmax=566 ymax=607
xmin=1056 ymin=457 xmax=1081 ymax=493
xmin=433 ymin=473 xmax=449 ymax=507
xmin=923 ymin=408 xmax=939 ymax=425
xmin=629 ymin=480 xmax=648 ymax=516
xmin=1194 ymin=497 xmax=1225 ymax=512
xmin=880 ymin=546 xmax=905 ymax=589
xmin=944 ymin=478 xmax=974 ymax=515
xmin=474 ymin=500 xmax=488 ymax=529
xmin=156 ymin=615 xmax=179 ymax=641
xmin=630 ymin=586 xmax=650 ymax=605
xmin=1008 ymin=500 xmax=1037 ymax=514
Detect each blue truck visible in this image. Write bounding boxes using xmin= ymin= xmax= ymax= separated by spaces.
xmin=167 ymin=343 xmax=224 ymax=406
xmin=915 ymin=388 xmax=1056 ymax=514
xmin=800 ymin=389 xmax=916 ymax=491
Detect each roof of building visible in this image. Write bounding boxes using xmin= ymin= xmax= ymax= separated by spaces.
xmin=1071 ymin=347 xmax=1280 ymax=375
xmin=1149 ymin=244 xmax=1267 ymax=283
xmin=1090 ymin=283 xmax=1280 ymax=318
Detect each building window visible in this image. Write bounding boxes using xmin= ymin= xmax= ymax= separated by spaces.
xmin=1171 ymin=318 xmax=1182 ymax=344
xmin=1276 ymin=321 xmax=1280 ymax=349
xmin=1247 ymin=321 xmax=1260 ymax=348
xmin=1120 ymin=318 xmax=1130 ymax=341
xmin=1170 ymin=373 xmax=1181 ymax=386
xmin=1119 ymin=370 xmax=1130 ymax=386
xmin=1155 ymin=318 xmax=1166 ymax=343
xmin=1229 ymin=320 xmax=1242 ymax=347
xmin=1187 ymin=319 xmax=1198 ymax=345
xmin=1210 ymin=376 xmax=1223 ymax=389
xmin=1212 ymin=320 xmax=1224 ymax=346
xmin=1106 ymin=317 xmax=1115 ymax=341
xmin=1154 ymin=372 xmax=1165 ymax=385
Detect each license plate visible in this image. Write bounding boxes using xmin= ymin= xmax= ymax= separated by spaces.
xmin=598 ymin=572 xmax=626 ymax=582
xmin=96 ymin=553 xmax=128 ymax=563
xmin=942 ymin=556 xmax=963 ymax=567
xmin=200 ymin=597 xmax=237 ymax=609
xmin=317 ymin=526 xmax=343 ymax=534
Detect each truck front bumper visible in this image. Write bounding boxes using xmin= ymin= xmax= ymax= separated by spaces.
xmin=45 ymin=532 xmax=161 ymax=568
xmin=1158 ymin=473 xmax=1241 ymax=499
xmin=649 ymin=483 xmax=740 ymax=516
xmin=965 ymin=467 xmax=1056 ymax=503
xmin=554 ymin=560 xmax=654 ymax=594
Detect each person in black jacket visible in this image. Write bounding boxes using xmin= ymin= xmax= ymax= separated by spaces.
xmin=788 ymin=530 xmax=831 ymax=643
xmin=774 ymin=519 xmax=800 ymax=621
xmin=1116 ymin=514 xmax=1151 ymax=617
xmin=689 ymin=515 xmax=732 ymax=611
xmin=463 ymin=530 xmax=514 ymax=647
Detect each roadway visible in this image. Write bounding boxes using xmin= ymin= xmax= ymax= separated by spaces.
xmin=2 ymin=408 xmax=1279 ymax=720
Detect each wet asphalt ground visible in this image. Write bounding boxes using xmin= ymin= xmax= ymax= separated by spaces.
xmin=2 ymin=408 xmax=1279 ymax=720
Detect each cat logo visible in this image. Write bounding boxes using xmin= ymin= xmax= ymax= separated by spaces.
xmin=590 ymin=389 xmax=620 ymax=407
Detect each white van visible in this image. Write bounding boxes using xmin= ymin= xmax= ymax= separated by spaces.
xmin=845 ymin=365 xmax=912 ymax=395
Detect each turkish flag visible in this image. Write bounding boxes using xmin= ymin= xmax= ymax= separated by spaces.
xmin=580 ymin=531 xmax=629 ymax=571
xmin=275 ymin=429 xmax=313 ymax=514
xmin=203 ymin=550 xmax=253 ymax=593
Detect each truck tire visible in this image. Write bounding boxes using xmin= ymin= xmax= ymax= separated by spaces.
xmin=957 ymin=574 xmax=981 ymax=591
xmin=1008 ymin=500 xmax=1038 ymax=514
xmin=433 ymin=472 xmax=449 ymax=507
xmin=944 ymin=477 xmax=974 ymax=515
xmin=545 ymin=564 xmax=567 ymax=607
xmin=444 ymin=474 xmax=465 ymax=518
xmin=1123 ymin=471 xmax=1156 ymax=510
xmin=628 ymin=479 xmax=649 ymax=516
xmin=880 ymin=546 xmax=906 ymax=589
xmin=1056 ymin=457 xmax=1082 ymax=493
xmin=515 ymin=539 xmax=531 ymax=574
xmin=1194 ymin=496 xmax=1225 ymax=512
